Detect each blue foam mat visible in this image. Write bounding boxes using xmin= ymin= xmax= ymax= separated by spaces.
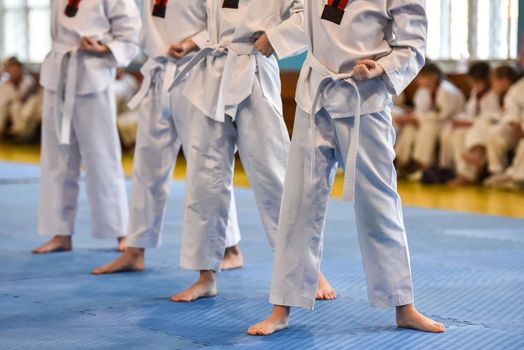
xmin=0 ymin=161 xmax=523 ymax=349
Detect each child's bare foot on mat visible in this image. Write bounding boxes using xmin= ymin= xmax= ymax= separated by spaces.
xmin=221 ymin=245 xmax=244 ymax=270
xmin=171 ymin=270 xmax=217 ymax=302
xmin=247 ymin=305 xmax=290 ymax=336
xmin=396 ymin=304 xmax=445 ymax=332
xmin=32 ymin=235 xmax=72 ymax=254
xmin=92 ymin=247 xmax=145 ymax=274
xmin=316 ymin=271 xmax=337 ymax=300
xmin=117 ymin=237 xmax=127 ymax=252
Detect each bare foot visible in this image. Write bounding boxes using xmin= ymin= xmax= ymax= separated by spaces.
xmin=316 ymin=271 xmax=337 ymax=300
xmin=32 ymin=235 xmax=72 ymax=254
xmin=221 ymin=245 xmax=244 ymax=270
xmin=247 ymin=305 xmax=290 ymax=336
xmin=461 ymin=151 xmax=485 ymax=169
xmin=447 ymin=176 xmax=473 ymax=187
xmin=92 ymin=247 xmax=145 ymax=274
xmin=396 ymin=304 xmax=445 ymax=333
xmin=171 ymin=270 xmax=217 ymax=302
xmin=117 ymin=236 xmax=127 ymax=252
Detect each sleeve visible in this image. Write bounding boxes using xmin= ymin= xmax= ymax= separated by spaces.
xmin=376 ymin=0 xmax=427 ymax=96
xmin=189 ymin=0 xmax=209 ymax=49
xmin=502 ymin=81 xmax=524 ymax=124
xmin=104 ymin=0 xmax=142 ymax=67
xmin=435 ymin=85 xmax=465 ymax=121
xmin=265 ymin=0 xmax=306 ymax=60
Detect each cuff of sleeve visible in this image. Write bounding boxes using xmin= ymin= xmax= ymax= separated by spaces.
xmin=266 ymin=26 xmax=303 ymax=60
xmin=106 ymin=41 xmax=132 ymax=67
xmin=191 ymin=30 xmax=208 ymax=50
xmin=377 ymin=56 xmax=401 ymax=95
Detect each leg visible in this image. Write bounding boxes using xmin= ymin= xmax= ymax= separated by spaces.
xmin=348 ymin=111 xmax=443 ymax=332
xmin=33 ymin=89 xmax=80 ymax=254
xmin=248 ymin=108 xmax=339 ymax=336
xmin=172 ymin=107 xmax=237 ymax=302
xmin=413 ymin=119 xmax=442 ymax=168
xmin=73 ymin=88 xmax=129 ymax=249
xmin=93 ymin=87 xmax=181 ymax=274
xmin=394 ymin=123 xmax=417 ymax=168
xmin=486 ymin=123 xmax=516 ymax=174
xmin=236 ymin=79 xmax=334 ymax=297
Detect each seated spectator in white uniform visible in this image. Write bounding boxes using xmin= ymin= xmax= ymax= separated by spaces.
xmin=450 ymin=65 xmax=519 ymax=185
xmin=484 ymin=74 xmax=524 ymax=189
xmin=394 ymin=63 xmax=465 ymax=178
xmin=0 ymin=57 xmax=38 ymax=138
xmin=113 ymin=68 xmax=140 ymax=148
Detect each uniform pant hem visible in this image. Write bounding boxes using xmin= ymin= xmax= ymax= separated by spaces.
xmin=368 ymin=293 xmax=414 ymax=308
xmin=179 ymin=260 xmax=222 ymax=272
xmin=126 ymin=232 xmax=161 ymax=249
xmin=269 ymin=293 xmax=315 ymax=310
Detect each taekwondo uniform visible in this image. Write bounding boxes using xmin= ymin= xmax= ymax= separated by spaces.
xmin=486 ymin=79 xmax=524 ymax=178
xmin=0 ymin=73 xmax=36 ymax=135
xmin=412 ymin=81 xmax=465 ymax=167
xmin=38 ymin=0 xmax=140 ymax=238
xmin=269 ymin=0 xmax=427 ymax=310
xmin=394 ymin=87 xmax=433 ymax=165
xmin=124 ymin=0 xmax=241 ymax=249
xmin=172 ymin=0 xmax=305 ymax=271
xmin=451 ymin=89 xmax=503 ymax=180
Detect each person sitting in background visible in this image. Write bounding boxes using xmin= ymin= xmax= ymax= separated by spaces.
xmin=394 ymin=63 xmax=465 ymax=180
xmin=113 ymin=68 xmax=140 ymax=148
xmin=0 ymin=57 xmax=38 ymax=138
xmin=449 ymin=65 xmax=519 ymax=186
xmin=484 ymin=75 xmax=524 ymax=190
xmin=439 ymin=62 xmax=494 ymax=179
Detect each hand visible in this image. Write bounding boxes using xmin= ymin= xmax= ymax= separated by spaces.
xmin=509 ymin=122 xmax=524 ymax=140
xmin=79 ymin=37 xmax=110 ymax=55
xmin=254 ymin=32 xmax=274 ymax=58
xmin=352 ymin=60 xmax=384 ymax=81
xmin=452 ymin=119 xmax=473 ymax=129
xmin=168 ymin=38 xmax=198 ymax=59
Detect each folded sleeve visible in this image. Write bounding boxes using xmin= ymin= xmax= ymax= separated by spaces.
xmin=104 ymin=0 xmax=142 ymax=67
xmin=265 ymin=0 xmax=306 ymax=60
xmin=376 ymin=0 xmax=427 ymax=96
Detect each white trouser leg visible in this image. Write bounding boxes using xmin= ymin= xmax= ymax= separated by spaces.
xmin=126 ymin=87 xmax=181 ymax=248
xmin=413 ymin=119 xmax=442 ymax=166
xmin=506 ymin=139 xmax=524 ymax=182
xmin=439 ymin=124 xmax=457 ymax=169
xmin=39 ymin=88 xmax=128 ymax=238
xmin=38 ymin=89 xmax=82 ymax=236
xmin=394 ymin=124 xmax=417 ymax=165
xmin=179 ymin=76 xmax=287 ymax=271
xmin=270 ymin=108 xmax=413 ymax=310
xmin=74 ymin=87 xmax=129 ymax=238
xmin=487 ymin=124 xmax=518 ymax=174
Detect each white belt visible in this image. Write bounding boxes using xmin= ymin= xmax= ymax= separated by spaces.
xmin=168 ymin=42 xmax=256 ymax=122
xmin=52 ymin=42 xmax=80 ymax=145
xmin=306 ymin=54 xmax=361 ymax=203
xmin=128 ymin=55 xmax=187 ymax=110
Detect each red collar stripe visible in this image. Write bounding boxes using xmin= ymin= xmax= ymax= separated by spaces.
xmin=68 ymin=0 xmax=81 ymax=7
xmin=155 ymin=0 xmax=169 ymax=5
xmin=328 ymin=0 xmax=350 ymax=10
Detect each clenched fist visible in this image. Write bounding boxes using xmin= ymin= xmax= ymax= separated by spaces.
xmin=168 ymin=38 xmax=198 ymax=59
xmin=254 ymin=32 xmax=274 ymax=58
xmin=352 ymin=60 xmax=385 ymax=81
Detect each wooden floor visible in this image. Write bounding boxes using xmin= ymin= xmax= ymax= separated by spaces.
xmin=1 ymin=140 xmax=523 ymax=218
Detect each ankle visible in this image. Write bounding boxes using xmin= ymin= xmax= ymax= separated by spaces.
xmin=396 ymin=303 xmax=415 ymax=315
xmin=54 ymin=235 xmax=71 ymax=243
xmin=126 ymin=247 xmax=145 ymax=258
xmin=272 ymin=305 xmax=291 ymax=320
xmin=225 ymin=245 xmax=241 ymax=255
xmin=199 ymin=270 xmax=216 ymax=283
